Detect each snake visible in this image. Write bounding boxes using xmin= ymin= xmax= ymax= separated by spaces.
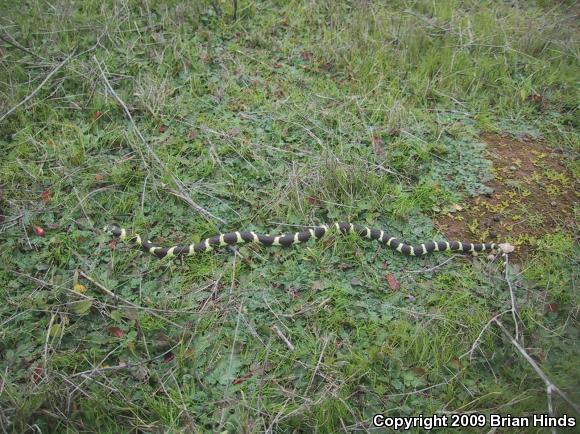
xmin=104 ymin=222 xmax=505 ymax=259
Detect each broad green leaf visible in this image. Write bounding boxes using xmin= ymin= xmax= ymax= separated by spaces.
xmin=72 ymin=299 xmax=93 ymax=314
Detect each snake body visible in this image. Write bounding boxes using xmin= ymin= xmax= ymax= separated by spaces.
xmin=105 ymin=222 xmax=499 ymax=259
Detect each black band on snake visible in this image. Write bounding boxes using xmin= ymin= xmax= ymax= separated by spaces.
xmin=104 ymin=222 xmax=506 ymax=259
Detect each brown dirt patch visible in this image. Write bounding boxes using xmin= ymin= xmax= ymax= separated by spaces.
xmin=435 ymin=133 xmax=578 ymax=261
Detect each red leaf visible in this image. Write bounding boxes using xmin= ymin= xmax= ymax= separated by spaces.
xmin=308 ymin=196 xmax=319 ymax=205
xmin=95 ymin=174 xmax=104 ymax=182
xmin=386 ymin=273 xmax=400 ymax=291
xmin=159 ymin=125 xmax=166 ymax=133
xmin=108 ymin=327 xmax=124 ymax=337
xmin=33 ymin=226 xmax=45 ymax=237
xmin=108 ymin=240 xmax=117 ymax=250
xmin=163 ymin=352 xmax=175 ymax=363
xmin=94 ymin=111 xmax=103 ymax=120
xmin=32 ymin=364 xmax=43 ymax=384
xmin=41 ymin=189 xmax=51 ymax=203
xmin=546 ymin=303 xmax=559 ymax=313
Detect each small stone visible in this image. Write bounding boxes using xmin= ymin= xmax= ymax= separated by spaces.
xmin=510 ymin=166 xmax=517 ymax=171
xmin=550 ymin=201 xmax=557 ymax=206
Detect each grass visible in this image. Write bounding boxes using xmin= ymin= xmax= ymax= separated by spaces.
xmin=0 ymin=0 xmax=578 ymax=432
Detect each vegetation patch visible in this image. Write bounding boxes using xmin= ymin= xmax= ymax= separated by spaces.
xmin=0 ymin=0 xmax=578 ymax=432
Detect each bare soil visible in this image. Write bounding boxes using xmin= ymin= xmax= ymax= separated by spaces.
xmin=435 ymin=133 xmax=578 ymax=261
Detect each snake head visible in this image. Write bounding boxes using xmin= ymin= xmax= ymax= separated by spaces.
xmin=498 ymin=243 xmax=515 ymax=254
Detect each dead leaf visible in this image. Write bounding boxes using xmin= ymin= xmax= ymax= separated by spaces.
xmin=452 ymin=204 xmax=463 ymax=212
xmin=287 ymin=287 xmax=299 ymax=299
xmin=386 ymin=273 xmax=400 ymax=291
xmin=233 ymin=370 xmax=255 ymax=385
xmin=41 ymin=190 xmax=51 ymax=203
xmin=32 ymin=364 xmax=43 ymax=384
xmin=320 ymin=62 xmax=334 ymax=71
xmin=73 ymin=283 xmax=87 ymax=294
xmin=372 ymin=135 xmax=385 ymax=157
xmin=413 ymin=367 xmax=427 ymax=376
xmin=108 ymin=327 xmax=125 ymax=337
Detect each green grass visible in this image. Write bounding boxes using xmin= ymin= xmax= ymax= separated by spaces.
xmin=0 ymin=0 xmax=578 ymax=432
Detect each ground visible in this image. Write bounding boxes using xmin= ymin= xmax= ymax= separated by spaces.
xmin=436 ymin=133 xmax=578 ymax=260
xmin=0 ymin=1 xmax=578 ymax=433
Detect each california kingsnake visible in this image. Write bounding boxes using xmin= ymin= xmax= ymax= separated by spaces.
xmin=104 ymin=222 xmax=507 ymax=259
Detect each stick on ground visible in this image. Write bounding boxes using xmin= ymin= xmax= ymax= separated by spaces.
xmin=272 ymin=324 xmax=294 ymax=351
xmin=93 ymin=56 xmax=225 ymax=226
xmin=494 ymin=318 xmax=580 ymax=415
xmin=0 ymin=51 xmax=74 ymax=123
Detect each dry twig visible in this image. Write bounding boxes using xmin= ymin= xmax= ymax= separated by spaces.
xmin=272 ymin=324 xmax=294 ymax=351
xmin=460 ymin=309 xmax=512 ymax=361
xmin=93 ymin=56 xmax=225 ymax=225
xmin=0 ymin=51 xmax=74 ymax=123
xmin=494 ymin=318 xmax=580 ymax=415
xmin=504 ymin=252 xmax=521 ymax=342
xmin=0 ymin=25 xmax=46 ymax=60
